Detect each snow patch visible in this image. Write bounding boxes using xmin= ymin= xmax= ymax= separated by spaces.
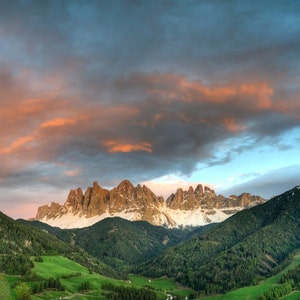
xmin=39 ymin=205 xmax=248 ymax=229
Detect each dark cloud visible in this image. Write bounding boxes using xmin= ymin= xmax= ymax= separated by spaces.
xmin=0 ymin=1 xmax=300 ymax=217
xmin=221 ymin=165 xmax=300 ymax=199
xmin=0 ymin=69 xmax=299 ymax=189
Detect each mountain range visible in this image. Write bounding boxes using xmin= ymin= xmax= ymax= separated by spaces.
xmin=35 ymin=179 xmax=265 ymax=228
xmin=0 ymin=185 xmax=299 ymax=298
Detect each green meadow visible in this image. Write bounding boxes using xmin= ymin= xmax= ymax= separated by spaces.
xmin=30 ymin=256 xmax=127 ymax=299
xmin=2 ymin=255 xmax=193 ymax=299
xmin=129 ymin=274 xmax=194 ymax=299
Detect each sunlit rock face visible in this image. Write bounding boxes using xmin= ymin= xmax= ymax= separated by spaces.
xmin=35 ymin=179 xmax=265 ymax=229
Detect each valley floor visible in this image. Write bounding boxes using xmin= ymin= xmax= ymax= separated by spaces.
xmin=1 ymin=250 xmax=299 ymax=300
xmin=1 ymin=255 xmax=193 ymax=300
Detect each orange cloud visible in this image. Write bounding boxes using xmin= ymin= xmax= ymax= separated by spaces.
xmin=130 ymin=73 xmax=273 ymax=111
xmin=64 ymin=168 xmax=82 ymax=177
xmin=103 ymin=140 xmax=152 ymax=154
xmin=179 ymin=78 xmax=273 ymax=108
xmin=222 ymin=118 xmax=246 ymax=133
xmin=19 ymin=98 xmax=50 ymax=115
xmin=0 ymin=135 xmax=35 ymax=155
xmin=40 ymin=117 xmax=80 ymax=128
xmin=239 ymin=83 xmax=273 ymax=109
xmin=179 ymin=78 xmax=236 ymax=101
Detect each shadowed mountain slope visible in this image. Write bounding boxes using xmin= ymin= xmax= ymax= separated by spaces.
xmin=20 ymin=217 xmax=216 ymax=272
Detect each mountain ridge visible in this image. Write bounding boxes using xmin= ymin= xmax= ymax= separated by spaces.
xmin=35 ymin=179 xmax=265 ymax=229
xmin=19 ymin=216 xmax=203 ymax=273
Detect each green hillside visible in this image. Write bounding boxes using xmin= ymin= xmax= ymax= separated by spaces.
xmin=137 ymin=186 xmax=300 ymax=295
xmin=202 ymin=251 xmax=300 ymax=300
xmin=1 ymin=255 xmax=194 ymax=299
xmin=0 ymin=211 xmax=118 ymax=279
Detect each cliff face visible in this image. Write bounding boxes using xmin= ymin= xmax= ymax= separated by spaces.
xmin=35 ymin=179 xmax=265 ymax=229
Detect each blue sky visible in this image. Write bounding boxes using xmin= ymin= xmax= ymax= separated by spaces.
xmin=0 ymin=0 xmax=299 ymax=218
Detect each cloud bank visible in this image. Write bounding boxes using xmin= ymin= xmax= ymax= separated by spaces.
xmin=0 ymin=0 xmax=299 ymax=218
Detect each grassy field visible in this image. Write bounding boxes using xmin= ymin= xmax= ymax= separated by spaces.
xmin=4 ymin=255 xmax=193 ymax=300
xmin=1 ymin=274 xmax=20 ymax=300
xmin=129 ymin=274 xmax=194 ymax=299
xmin=30 ymin=256 xmax=125 ymax=299
xmin=200 ymin=253 xmax=300 ymax=300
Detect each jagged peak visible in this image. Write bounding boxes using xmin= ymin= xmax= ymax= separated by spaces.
xmin=93 ymin=181 xmax=100 ymax=188
xmin=35 ymin=179 xmax=266 ymax=229
xmin=204 ymin=186 xmax=215 ymax=194
xmin=142 ymin=184 xmax=154 ymax=193
xmin=117 ymin=179 xmax=135 ymax=189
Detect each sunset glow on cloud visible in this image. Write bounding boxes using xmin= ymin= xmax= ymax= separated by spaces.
xmin=103 ymin=140 xmax=152 ymax=154
xmin=0 ymin=1 xmax=300 ymax=219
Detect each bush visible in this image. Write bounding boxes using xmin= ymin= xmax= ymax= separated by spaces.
xmin=79 ymin=281 xmax=92 ymax=292
xmin=15 ymin=282 xmax=32 ymax=300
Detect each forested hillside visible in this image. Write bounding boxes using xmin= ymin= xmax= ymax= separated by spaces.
xmin=137 ymin=186 xmax=300 ymax=295
xmin=0 ymin=212 xmax=119 ymax=278
xmin=20 ymin=217 xmax=215 ymax=272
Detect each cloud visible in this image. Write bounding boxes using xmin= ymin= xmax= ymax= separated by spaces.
xmin=142 ymin=175 xmax=214 ymax=199
xmin=0 ymin=1 xmax=300 ymax=218
xmin=40 ymin=117 xmax=81 ymax=128
xmin=103 ymin=140 xmax=152 ymax=154
xmin=0 ymin=69 xmax=298 ymax=192
xmin=64 ymin=168 xmax=82 ymax=177
xmin=0 ymin=135 xmax=35 ymax=155
xmin=221 ymin=165 xmax=300 ymax=199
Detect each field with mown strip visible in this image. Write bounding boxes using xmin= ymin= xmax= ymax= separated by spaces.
xmin=201 ymin=252 xmax=300 ymax=300
xmin=30 ymin=255 xmax=128 ymax=299
xmin=29 ymin=255 xmax=194 ymax=299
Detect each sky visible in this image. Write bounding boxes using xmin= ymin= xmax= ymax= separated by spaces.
xmin=1 ymin=0 xmax=300 ymax=219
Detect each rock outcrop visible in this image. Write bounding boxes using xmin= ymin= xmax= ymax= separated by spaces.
xmin=35 ymin=179 xmax=265 ymax=229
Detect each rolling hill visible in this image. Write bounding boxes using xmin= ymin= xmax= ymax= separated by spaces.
xmin=19 ymin=217 xmax=215 ymax=272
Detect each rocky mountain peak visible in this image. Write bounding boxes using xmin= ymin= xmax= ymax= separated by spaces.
xmin=195 ymin=184 xmax=204 ymax=196
xmin=35 ymin=180 xmax=265 ymax=229
xmin=204 ymin=186 xmax=215 ymax=194
xmin=117 ymin=179 xmax=135 ymax=197
xmin=36 ymin=202 xmax=61 ymax=220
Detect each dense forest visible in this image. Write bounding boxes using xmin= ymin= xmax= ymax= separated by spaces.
xmin=19 ymin=217 xmax=214 ymax=272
